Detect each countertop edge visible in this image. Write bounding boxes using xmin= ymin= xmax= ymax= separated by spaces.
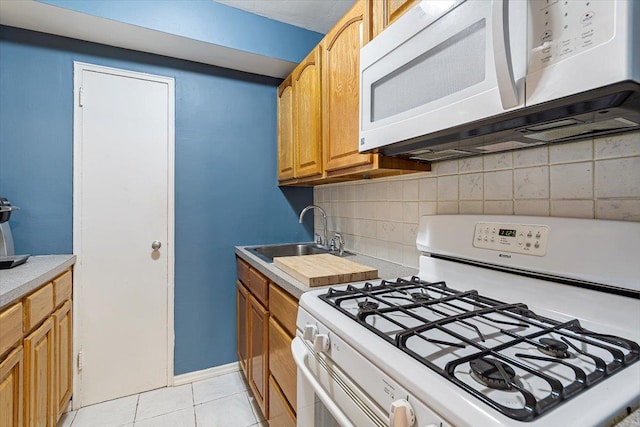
xmin=0 ymin=254 xmax=76 ymax=309
xmin=234 ymin=245 xmax=417 ymax=300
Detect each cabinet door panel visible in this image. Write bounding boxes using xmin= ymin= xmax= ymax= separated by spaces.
xmin=268 ymin=376 xmax=296 ymax=427
xmin=278 ymin=78 xmax=295 ymax=181
xmin=323 ymin=0 xmax=372 ymax=172
xmin=371 ymin=0 xmax=419 ymax=39
xmin=54 ymin=300 xmax=72 ymax=419
xmin=0 ymin=346 xmax=23 ymax=427
xmin=268 ymin=318 xmax=296 ymax=411
xmin=248 ymin=296 xmax=269 ymax=418
xmin=293 ymin=47 xmax=323 ymax=178
xmin=237 ymin=281 xmax=249 ymax=376
xmin=25 ymin=317 xmax=55 ymax=427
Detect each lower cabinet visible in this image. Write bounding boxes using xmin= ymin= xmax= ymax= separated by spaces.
xmin=0 ymin=267 xmax=73 ymax=427
xmin=24 ymin=318 xmax=55 ymax=427
xmin=236 ymin=257 xmax=299 ymax=426
xmin=54 ymin=300 xmax=73 ymax=416
xmin=236 ymin=257 xmax=270 ymax=419
xmin=248 ymin=294 xmax=269 ymax=416
xmin=236 ymin=282 xmax=249 ymax=376
xmin=0 ymin=346 xmax=24 ymax=427
xmin=268 ymin=376 xmax=296 ymax=427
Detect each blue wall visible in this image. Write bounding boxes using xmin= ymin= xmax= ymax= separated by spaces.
xmin=0 ymin=26 xmax=314 ymax=374
xmin=37 ymin=0 xmax=324 ymax=63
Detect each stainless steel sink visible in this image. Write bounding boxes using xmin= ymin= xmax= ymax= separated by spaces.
xmin=246 ymin=243 xmax=353 ymax=263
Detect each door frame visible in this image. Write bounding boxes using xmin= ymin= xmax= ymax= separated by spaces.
xmin=72 ymin=61 xmax=175 ymax=408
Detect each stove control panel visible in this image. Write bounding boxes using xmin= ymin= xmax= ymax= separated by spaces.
xmin=473 ymin=222 xmax=549 ymax=256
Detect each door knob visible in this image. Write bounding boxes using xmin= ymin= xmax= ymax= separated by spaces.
xmin=151 ymin=241 xmax=162 ymax=251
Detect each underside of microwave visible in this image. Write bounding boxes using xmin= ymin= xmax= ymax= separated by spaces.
xmin=377 ymin=81 xmax=640 ymax=162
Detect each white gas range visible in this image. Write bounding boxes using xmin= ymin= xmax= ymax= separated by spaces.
xmin=292 ymin=215 xmax=640 ymax=427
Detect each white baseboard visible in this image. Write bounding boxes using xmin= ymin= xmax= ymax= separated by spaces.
xmin=172 ymin=362 xmax=240 ymax=386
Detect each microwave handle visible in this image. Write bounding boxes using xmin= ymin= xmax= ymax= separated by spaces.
xmin=492 ymin=0 xmax=519 ymax=109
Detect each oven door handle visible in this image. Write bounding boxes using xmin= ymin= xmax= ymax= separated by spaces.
xmin=291 ymin=337 xmax=356 ymax=427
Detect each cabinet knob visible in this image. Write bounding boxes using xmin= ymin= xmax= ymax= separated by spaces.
xmin=151 ymin=241 xmax=162 ymax=251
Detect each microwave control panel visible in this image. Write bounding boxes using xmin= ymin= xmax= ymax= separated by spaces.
xmin=528 ymin=0 xmax=615 ymax=72
xmin=473 ymin=222 xmax=549 ymax=256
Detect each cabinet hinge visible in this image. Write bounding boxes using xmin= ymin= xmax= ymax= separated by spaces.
xmin=77 ymin=351 xmax=83 ymax=372
xmin=79 ymin=86 xmax=84 ymax=107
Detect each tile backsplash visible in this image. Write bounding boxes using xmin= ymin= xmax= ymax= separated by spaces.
xmin=313 ymin=132 xmax=640 ymax=268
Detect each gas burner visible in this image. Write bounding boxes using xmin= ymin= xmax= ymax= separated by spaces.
xmin=358 ymin=300 xmax=379 ymax=311
xmin=410 ymin=292 xmax=431 ymax=302
xmin=470 ymin=357 xmax=516 ymax=390
xmin=538 ymin=338 xmax=570 ymax=358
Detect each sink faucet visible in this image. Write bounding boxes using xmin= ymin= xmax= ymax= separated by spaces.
xmin=299 ymin=205 xmax=328 ymax=248
xmin=330 ymin=232 xmax=345 ymax=256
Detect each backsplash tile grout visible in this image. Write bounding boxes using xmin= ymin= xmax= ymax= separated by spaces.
xmin=314 ymin=134 xmax=640 ymax=267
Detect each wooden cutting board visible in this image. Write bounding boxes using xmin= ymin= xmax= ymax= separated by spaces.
xmin=273 ymin=254 xmax=378 ymax=287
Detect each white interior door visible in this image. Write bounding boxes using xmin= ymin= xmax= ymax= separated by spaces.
xmin=73 ymin=62 xmax=174 ymax=407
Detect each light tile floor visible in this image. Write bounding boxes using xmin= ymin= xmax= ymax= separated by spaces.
xmin=56 ymin=371 xmax=267 ymax=427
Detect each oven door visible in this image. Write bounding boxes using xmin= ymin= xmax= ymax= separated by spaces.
xmin=291 ymin=337 xmax=387 ymax=427
xmin=359 ymin=0 xmax=526 ymax=153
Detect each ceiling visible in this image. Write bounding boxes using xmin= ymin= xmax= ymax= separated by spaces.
xmin=214 ymin=0 xmax=357 ymax=34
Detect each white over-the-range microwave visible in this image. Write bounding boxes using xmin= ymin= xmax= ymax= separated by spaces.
xmin=359 ymin=0 xmax=640 ymax=161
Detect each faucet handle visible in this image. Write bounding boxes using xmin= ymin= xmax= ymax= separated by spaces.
xmin=330 ymin=233 xmax=345 ymax=256
xmin=314 ymin=233 xmax=323 ymax=245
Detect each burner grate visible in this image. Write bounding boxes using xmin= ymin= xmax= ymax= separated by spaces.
xmin=319 ymin=277 xmax=640 ymax=422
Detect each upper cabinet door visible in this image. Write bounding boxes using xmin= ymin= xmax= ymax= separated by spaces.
xmin=277 ymin=77 xmax=294 ymax=181
xmin=370 ymin=0 xmax=419 ymax=39
xmin=292 ymin=46 xmax=323 ymax=179
xmin=322 ymin=0 xmax=372 ymax=172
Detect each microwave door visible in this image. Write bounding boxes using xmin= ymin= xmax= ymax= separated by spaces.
xmin=359 ymin=0 xmax=527 ymax=152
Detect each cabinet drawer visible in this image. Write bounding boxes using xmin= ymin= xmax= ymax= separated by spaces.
xmin=268 ymin=318 xmax=296 ymax=410
xmin=53 ymin=270 xmax=72 ymax=307
xmin=24 ymin=283 xmax=54 ymax=332
xmin=0 ymin=302 xmax=23 ymax=357
xmin=269 ymin=375 xmax=296 ymax=427
xmin=269 ymin=284 xmax=298 ymax=337
xmin=248 ymin=268 xmax=268 ymax=306
xmin=237 ymin=257 xmax=250 ymax=285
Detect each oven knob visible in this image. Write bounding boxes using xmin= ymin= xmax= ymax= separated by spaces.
xmin=313 ymin=334 xmax=330 ymax=353
xmin=303 ymin=324 xmax=318 ymax=342
xmin=389 ymin=399 xmax=415 ymax=427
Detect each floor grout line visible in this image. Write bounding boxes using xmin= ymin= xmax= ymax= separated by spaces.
xmin=61 ymin=375 xmax=259 ymax=427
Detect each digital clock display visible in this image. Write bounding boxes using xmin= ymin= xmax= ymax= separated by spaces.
xmin=499 ymin=229 xmax=517 ymax=237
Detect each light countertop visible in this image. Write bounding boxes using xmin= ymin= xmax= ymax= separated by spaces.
xmin=0 ymin=254 xmax=76 ymax=309
xmin=235 ymin=245 xmax=417 ymax=299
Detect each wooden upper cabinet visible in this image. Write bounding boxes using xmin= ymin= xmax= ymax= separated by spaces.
xmin=369 ymin=0 xmax=419 ymax=39
xmin=322 ymin=0 xmax=372 ymax=173
xmin=276 ymin=0 xmax=430 ymax=186
xmin=292 ymin=46 xmax=323 ymax=179
xmin=277 ymin=77 xmax=294 ymax=181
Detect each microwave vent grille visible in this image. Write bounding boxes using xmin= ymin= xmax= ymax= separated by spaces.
xmin=524 ymin=118 xmax=639 ymax=142
xmin=410 ymin=149 xmax=471 ymax=161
